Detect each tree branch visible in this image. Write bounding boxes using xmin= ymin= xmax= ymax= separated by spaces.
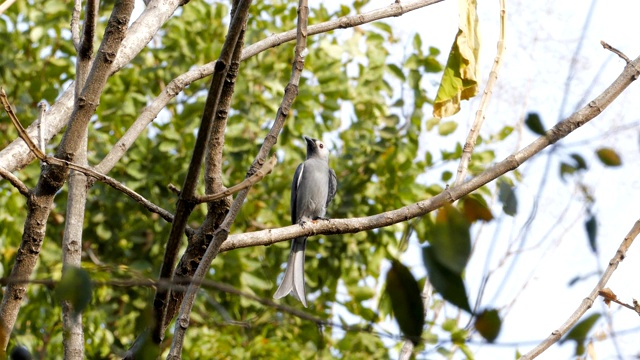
xmin=454 ymin=0 xmax=506 ymax=186
xmin=168 ymin=0 xmax=309 ymax=356
xmin=194 ymin=155 xmax=277 ymax=203
xmin=217 ymin=54 xmax=640 ymax=253
xmin=152 ymin=0 xmax=253 ymax=345
xmin=0 ymin=167 xmax=29 ymax=197
xmin=520 ymin=219 xmax=640 ymax=359
xmin=0 ymin=0 xmax=16 ymax=16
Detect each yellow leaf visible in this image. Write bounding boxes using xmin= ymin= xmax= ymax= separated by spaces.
xmin=433 ymin=0 xmax=481 ymax=118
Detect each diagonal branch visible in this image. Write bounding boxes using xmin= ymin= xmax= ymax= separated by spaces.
xmin=0 ymin=167 xmax=29 ymax=197
xmin=217 ymin=54 xmax=640 ymax=253
xmin=168 ymin=0 xmax=310 ymax=356
xmin=194 ymin=155 xmax=277 ymax=203
xmin=151 ymin=0 xmax=253 ymax=344
xmin=520 ymin=219 xmax=640 ymax=359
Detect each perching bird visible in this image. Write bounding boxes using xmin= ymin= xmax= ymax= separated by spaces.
xmin=273 ymin=135 xmax=337 ymax=307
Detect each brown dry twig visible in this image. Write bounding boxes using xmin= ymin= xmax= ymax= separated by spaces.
xmin=601 ymin=41 xmax=631 ymax=64
xmin=193 ymin=155 xmax=277 ymax=203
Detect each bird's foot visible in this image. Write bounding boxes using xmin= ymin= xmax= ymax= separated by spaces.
xmin=313 ymin=216 xmax=331 ymax=222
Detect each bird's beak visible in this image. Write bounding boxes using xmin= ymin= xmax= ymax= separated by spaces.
xmin=303 ymin=135 xmax=313 ymax=144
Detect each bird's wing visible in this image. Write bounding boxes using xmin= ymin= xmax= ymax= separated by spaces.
xmin=327 ymin=168 xmax=337 ymax=207
xmin=291 ymin=163 xmax=304 ymax=224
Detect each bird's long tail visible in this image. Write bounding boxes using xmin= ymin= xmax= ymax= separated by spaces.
xmin=273 ymin=237 xmax=308 ymax=307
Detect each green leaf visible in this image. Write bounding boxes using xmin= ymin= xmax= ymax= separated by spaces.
xmin=596 ymin=148 xmax=622 ymax=167
xmin=422 ymin=246 xmax=472 ymax=312
xmin=585 ymin=214 xmax=597 ymax=253
xmin=475 ymin=309 xmax=502 ymax=343
xmin=438 ymin=120 xmax=458 ymax=136
xmin=385 ymin=260 xmax=425 ymax=345
xmin=433 ymin=0 xmax=480 ymax=118
xmin=55 ymin=266 xmax=93 ymax=315
xmin=562 ymin=313 xmax=601 ymax=356
xmin=426 ymin=204 xmax=471 ymax=274
xmin=559 ymin=162 xmax=576 ymax=180
xmin=498 ymin=179 xmax=518 ymax=216
xmin=524 ymin=112 xmax=545 ymax=135
xmin=570 ymin=153 xmax=588 ymax=170
xmin=462 ymin=194 xmax=494 ymax=222
xmin=386 ymin=64 xmax=405 ymax=81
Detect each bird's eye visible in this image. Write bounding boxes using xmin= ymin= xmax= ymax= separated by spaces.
xmin=319 ymin=143 xmax=324 ymax=149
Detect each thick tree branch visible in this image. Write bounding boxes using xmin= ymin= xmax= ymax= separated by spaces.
xmin=152 ymin=0 xmax=253 ymax=345
xmin=217 ymin=54 xmax=640 ymax=252
xmin=520 ymin=219 xmax=640 ymax=359
xmin=454 ymin=0 xmax=506 ymax=186
xmin=168 ymin=0 xmax=310 ymax=356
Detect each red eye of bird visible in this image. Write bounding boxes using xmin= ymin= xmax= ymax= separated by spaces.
xmin=319 ymin=143 xmax=324 ymax=149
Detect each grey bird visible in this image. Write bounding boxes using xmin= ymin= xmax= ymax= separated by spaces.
xmin=273 ymin=135 xmax=337 ymax=307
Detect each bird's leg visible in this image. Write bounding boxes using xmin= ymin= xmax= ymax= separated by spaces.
xmin=313 ymin=216 xmax=331 ymax=221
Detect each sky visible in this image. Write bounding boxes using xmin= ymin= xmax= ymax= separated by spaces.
xmin=366 ymin=0 xmax=640 ymax=359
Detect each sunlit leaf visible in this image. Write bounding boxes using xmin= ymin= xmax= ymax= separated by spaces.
xmin=426 ymin=203 xmax=471 ymax=274
xmin=438 ymin=120 xmax=458 ymax=136
xmin=596 ymin=148 xmax=622 ymax=167
xmin=433 ymin=0 xmax=480 ymax=118
xmin=462 ymin=195 xmax=494 ymax=222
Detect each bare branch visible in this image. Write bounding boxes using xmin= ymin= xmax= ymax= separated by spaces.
xmin=218 ymin=54 xmax=640 ymax=252
xmin=520 ymin=220 xmax=640 ymax=359
xmin=0 ymin=89 xmax=47 ymax=160
xmin=454 ymin=0 xmax=506 ymax=186
xmin=194 ymin=155 xmax=277 ymax=204
xmin=0 ymin=167 xmax=29 ymax=197
xmin=169 ymin=0 xmax=309 ymax=355
xmin=37 ymin=102 xmax=46 ymax=158
xmin=71 ymin=0 xmax=82 ymax=50
xmin=0 ymin=0 xmax=16 ymax=16
xmin=601 ymin=40 xmax=631 ymax=64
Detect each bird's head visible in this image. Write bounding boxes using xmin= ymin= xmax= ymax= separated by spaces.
xmin=303 ymin=135 xmax=330 ymax=161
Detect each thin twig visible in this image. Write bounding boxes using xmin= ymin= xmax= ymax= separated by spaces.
xmin=521 ymin=220 xmax=640 ymax=359
xmin=194 ymin=155 xmax=277 ymax=203
xmin=0 ymin=167 xmax=29 ymax=197
xmin=0 ymin=89 xmax=46 ymax=160
xmin=601 ymin=41 xmax=631 ymax=64
xmin=454 ymin=0 xmax=506 ymax=187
